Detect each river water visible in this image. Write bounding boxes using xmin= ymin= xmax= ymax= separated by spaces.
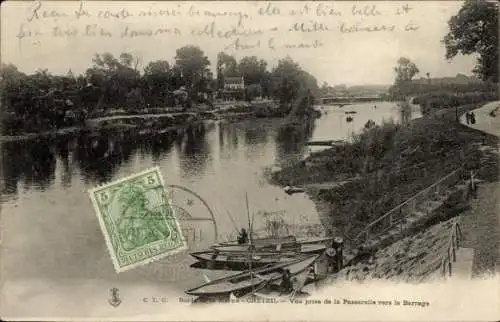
xmin=0 ymin=102 xmax=420 ymax=317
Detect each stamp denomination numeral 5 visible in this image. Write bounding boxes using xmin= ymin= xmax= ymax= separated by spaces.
xmin=147 ymin=175 xmax=156 ymax=185
xmin=100 ymin=192 xmax=109 ymax=202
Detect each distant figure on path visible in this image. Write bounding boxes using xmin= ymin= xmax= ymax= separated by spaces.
xmin=465 ymin=112 xmax=471 ymax=125
xmin=237 ymin=228 xmax=249 ymax=244
xmin=470 ymin=111 xmax=476 ymax=124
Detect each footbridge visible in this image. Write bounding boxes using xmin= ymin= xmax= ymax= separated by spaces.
xmin=319 ymin=95 xmax=384 ymax=105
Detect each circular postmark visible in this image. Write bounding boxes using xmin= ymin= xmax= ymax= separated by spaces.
xmin=134 ymin=184 xmax=218 ymax=283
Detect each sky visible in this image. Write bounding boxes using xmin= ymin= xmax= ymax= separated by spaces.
xmin=1 ymin=1 xmax=477 ymax=86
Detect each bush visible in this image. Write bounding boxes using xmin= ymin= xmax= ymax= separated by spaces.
xmin=415 ymin=91 xmax=499 ymax=115
xmin=349 ymin=119 xmax=401 ymax=173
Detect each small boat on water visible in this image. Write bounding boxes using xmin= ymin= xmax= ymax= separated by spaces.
xmin=212 ymin=244 xmax=326 ymax=255
xmin=296 ymin=236 xmax=333 ymax=245
xmin=191 ymin=244 xmax=326 ymax=271
xmin=185 ymin=254 xmax=320 ymax=298
xmin=190 ymin=250 xmax=299 ymax=270
xmin=305 ymin=140 xmax=345 ymax=147
xmin=216 ymin=236 xmax=332 ymax=248
xmin=216 ymin=235 xmax=297 ymax=248
xmin=284 ymin=186 xmax=305 ymax=195
xmin=364 ymin=119 xmax=376 ymax=129
xmin=345 ymin=111 xmax=357 ymax=115
xmin=212 ymin=243 xmax=326 ymax=254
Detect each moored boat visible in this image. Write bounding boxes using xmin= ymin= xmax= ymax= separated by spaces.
xmin=215 ymin=236 xmax=332 ymax=248
xmin=191 ymin=244 xmax=326 ymax=271
xmin=296 ymin=236 xmax=333 ymax=245
xmin=212 ymin=243 xmax=325 ymax=254
xmin=216 ymin=235 xmax=297 ymax=248
xmin=190 ymin=250 xmax=299 ymax=270
xmin=284 ymin=186 xmax=305 ymax=195
xmin=185 ymin=254 xmax=320 ymax=298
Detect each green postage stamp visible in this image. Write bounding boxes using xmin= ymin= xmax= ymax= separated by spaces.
xmin=89 ymin=167 xmax=187 ymax=273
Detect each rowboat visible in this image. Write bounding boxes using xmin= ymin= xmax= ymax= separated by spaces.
xmin=190 ymin=250 xmax=299 ymax=270
xmin=216 ymin=236 xmax=332 ymax=248
xmin=284 ymin=186 xmax=305 ymax=195
xmin=185 ymin=254 xmax=320 ymax=298
xmin=191 ymin=244 xmax=326 ymax=270
xmin=296 ymin=236 xmax=333 ymax=245
xmin=217 ymin=235 xmax=297 ymax=247
xmin=212 ymin=243 xmax=326 ymax=254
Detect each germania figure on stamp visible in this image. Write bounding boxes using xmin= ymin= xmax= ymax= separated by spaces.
xmin=89 ymin=167 xmax=187 ymax=272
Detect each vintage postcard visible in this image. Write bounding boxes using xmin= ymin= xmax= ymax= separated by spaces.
xmin=0 ymin=0 xmax=499 ymax=321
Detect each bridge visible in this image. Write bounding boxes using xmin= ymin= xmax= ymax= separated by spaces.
xmin=319 ymin=95 xmax=384 ymax=105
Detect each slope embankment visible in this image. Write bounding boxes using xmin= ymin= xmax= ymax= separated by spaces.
xmin=272 ymin=101 xmax=499 ymax=280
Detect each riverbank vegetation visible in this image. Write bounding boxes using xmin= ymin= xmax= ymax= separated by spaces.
xmin=1 ymin=46 xmax=318 ymax=136
xmin=414 ymin=91 xmax=498 ymax=114
xmin=272 ymin=102 xmax=498 ymax=243
xmin=388 ymin=0 xmax=499 ymax=114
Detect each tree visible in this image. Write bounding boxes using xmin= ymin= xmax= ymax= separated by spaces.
xmin=216 ymin=52 xmax=238 ymax=91
xmin=389 ymin=57 xmax=419 ymax=100
xmin=443 ymin=0 xmax=498 ymax=82
xmin=86 ymin=52 xmax=141 ymax=110
xmin=175 ymin=45 xmax=211 ymax=91
xmin=1 ymin=64 xmax=26 ymax=110
xmin=144 ymin=60 xmax=170 ymax=76
xmin=238 ymin=56 xmax=267 ymax=85
xmin=217 ymin=52 xmax=238 ymax=77
xmin=393 ymin=57 xmax=419 ymax=84
xmin=143 ymin=60 xmax=171 ymax=106
xmin=270 ymin=57 xmax=319 ymax=115
xmin=245 ymin=83 xmax=262 ymax=102
xmin=271 ymin=57 xmax=302 ymax=109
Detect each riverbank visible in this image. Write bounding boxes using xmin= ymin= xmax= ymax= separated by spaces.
xmin=0 ymin=110 xmax=254 ymax=143
xmin=0 ymin=100 xmax=302 ymax=143
xmin=271 ymin=101 xmax=499 ymax=246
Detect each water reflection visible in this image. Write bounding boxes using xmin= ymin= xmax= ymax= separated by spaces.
xmin=1 ymin=103 xmax=411 ymax=200
xmin=275 ymin=119 xmax=315 ymax=167
xmin=179 ymin=124 xmax=210 ymax=179
xmin=73 ymin=133 xmax=134 ymax=184
xmin=1 ymin=102 xmax=412 ymax=284
xmin=2 ymin=139 xmax=56 ymax=196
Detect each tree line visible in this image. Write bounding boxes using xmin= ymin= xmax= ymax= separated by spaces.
xmin=386 ymin=0 xmax=498 ymax=108
xmin=1 ymin=45 xmax=319 ymax=135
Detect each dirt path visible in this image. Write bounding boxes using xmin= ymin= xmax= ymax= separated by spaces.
xmin=460 ymin=101 xmax=500 ymax=275
xmin=460 ymin=101 xmax=500 ymax=137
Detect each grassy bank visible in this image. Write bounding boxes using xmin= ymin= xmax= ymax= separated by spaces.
xmin=413 ymin=91 xmax=498 ymax=115
xmin=271 ymin=102 xmax=499 ymax=241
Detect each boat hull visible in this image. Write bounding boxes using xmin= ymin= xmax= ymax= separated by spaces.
xmin=212 ymin=244 xmax=326 ymax=254
xmin=185 ymin=255 xmax=320 ymax=298
xmin=215 ymin=236 xmax=332 ymax=248
xmin=190 ymin=245 xmax=326 ymax=271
